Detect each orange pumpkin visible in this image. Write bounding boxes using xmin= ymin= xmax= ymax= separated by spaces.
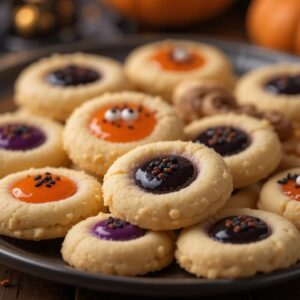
xmin=104 ymin=0 xmax=233 ymax=27
xmin=247 ymin=0 xmax=300 ymax=55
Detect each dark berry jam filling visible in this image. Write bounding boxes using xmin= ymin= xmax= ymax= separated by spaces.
xmin=0 ymin=124 xmax=45 ymax=151
xmin=91 ymin=217 xmax=145 ymax=241
xmin=193 ymin=126 xmax=250 ymax=156
xmin=209 ymin=215 xmax=270 ymax=244
xmin=265 ymin=75 xmax=300 ymax=95
xmin=134 ymin=155 xmax=197 ymax=194
xmin=47 ymin=64 xmax=100 ymax=86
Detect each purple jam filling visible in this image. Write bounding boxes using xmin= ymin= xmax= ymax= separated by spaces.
xmin=134 ymin=155 xmax=197 ymax=194
xmin=209 ymin=215 xmax=270 ymax=244
xmin=91 ymin=217 xmax=145 ymax=241
xmin=0 ymin=124 xmax=45 ymax=151
xmin=193 ymin=126 xmax=250 ymax=157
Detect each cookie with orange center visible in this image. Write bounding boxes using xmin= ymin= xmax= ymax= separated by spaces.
xmin=61 ymin=213 xmax=175 ymax=276
xmin=0 ymin=112 xmax=68 ymax=178
xmin=103 ymin=141 xmax=232 ymax=230
xmin=258 ymin=168 xmax=300 ymax=229
xmin=124 ymin=39 xmax=235 ymax=101
xmin=64 ymin=91 xmax=184 ymax=176
xmin=0 ymin=167 xmax=104 ymax=240
xmin=185 ymin=114 xmax=282 ymax=188
xmin=176 ymin=208 xmax=300 ymax=279
xmin=15 ymin=53 xmax=129 ymax=121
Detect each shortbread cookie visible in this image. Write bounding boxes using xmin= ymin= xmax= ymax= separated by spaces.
xmin=176 ymin=208 xmax=300 ymax=279
xmin=64 ymin=91 xmax=184 ymax=176
xmin=103 ymin=141 xmax=232 ymax=230
xmin=235 ymin=64 xmax=300 ymax=122
xmin=15 ymin=53 xmax=129 ymax=121
xmin=124 ymin=39 xmax=234 ymax=101
xmin=0 ymin=167 xmax=103 ymax=240
xmin=61 ymin=213 xmax=175 ymax=276
xmin=280 ymin=123 xmax=300 ymax=170
xmin=258 ymin=168 xmax=300 ymax=229
xmin=185 ymin=114 xmax=282 ymax=188
xmin=223 ymin=184 xmax=259 ymax=209
xmin=0 ymin=113 xmax=68 ymax=178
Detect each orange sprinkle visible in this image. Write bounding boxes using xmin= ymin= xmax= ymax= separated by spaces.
xmin=11 ymin=173 xmax=77 ymax=203
xmin=89 ymin=103 xmax=156 ymax=143
xmin=151 ymin=47 xmax=205 ymax=72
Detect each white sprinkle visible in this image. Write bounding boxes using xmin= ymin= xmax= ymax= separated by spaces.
xmin=296 ymin=176 xmax=300 ymax=186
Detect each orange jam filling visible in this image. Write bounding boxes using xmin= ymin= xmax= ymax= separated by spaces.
xmin=11 ymin=173 xmax=77 ymax=203
xmin=151 ymin=47 xmax=205 ymax=71
xmin=89 ymin=103 xmax=156 ymax=143
xmin=281 ymin=180 xmax=300 ymax=201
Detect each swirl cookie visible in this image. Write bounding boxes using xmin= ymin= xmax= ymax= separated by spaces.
xmin=124 ymin=40 xmax=234 ymax=101
xmin=0 ymin=167 xmax=103 ymax=240
xmin=223 ymin=184 xmax=259 ymax=210
xmin=173 ymin=79 xmax=293 ymax=141
xmin=103 ymin=141 xmax=232 ymax=230
xmin=176 ymin=208 xmax=300 ymax=279
xmin=62 ymin=213 xmax=175 ymax=276
xmin=185 ymin=114 xmax=282 ymax=188
xmin=173 ymin=79 xmax=237 ymax=123
xmin=15 ymin=53 xmax=129 ymax=121
xmin=0 ymin=113 xmax=68 ymax=178
xmin=64 ymin=91 xmax=184 ymax=176
xmin=235 ymin=64 xmax=300 ymax=122
xmin=258 ymin=168 xmax=300 ymax=229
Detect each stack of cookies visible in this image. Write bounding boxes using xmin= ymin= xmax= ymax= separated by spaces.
xmin=0 ymin=39 xmax=300 ymax=279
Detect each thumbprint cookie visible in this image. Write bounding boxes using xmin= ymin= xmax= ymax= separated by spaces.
xmin=0 ymin=113 xmax=68 ymax=178
xmin=258 ymin=168 xmax=300 ymax=229
xmin=103 ymin=141 xmax=232 ymax=230
xmin=124 ymin=40 xmax=234 ymax=101
xmin=223 ymin=184 xmax=260 ymax=210
xmin=235 ymin=64 xmax=300 ymax=122
xmin=176 ymin=208 xmax=300 ymax=278
xmin=64 ymin=91 xmax=184 ymax=176
xmin=185 ymin=114 xmax=282 ymax=188
xmin=61 ymin=213 xmax=175 ymax=276
xmin=0 ymin=168 xmax=104 ymax=240
xmin=15 ymin=53 xmax=129 ymax=121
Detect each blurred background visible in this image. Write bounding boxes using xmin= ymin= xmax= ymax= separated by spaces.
xmin=0 ymin=0 xmax=299 ymax=55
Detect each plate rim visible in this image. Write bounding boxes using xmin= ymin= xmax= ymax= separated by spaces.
xmin=0 ymin=35 xmax=299 ymax=296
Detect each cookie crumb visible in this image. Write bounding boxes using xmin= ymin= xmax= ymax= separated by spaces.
xmin=0 ymin=279 xmax=10 ymax=287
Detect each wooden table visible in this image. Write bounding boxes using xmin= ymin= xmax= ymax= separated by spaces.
xmin=1 ymin=1 xmax=299 ymax=299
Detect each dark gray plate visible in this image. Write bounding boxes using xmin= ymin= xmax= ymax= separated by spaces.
xmin=0 ymin=36 xmax=299 ymax=297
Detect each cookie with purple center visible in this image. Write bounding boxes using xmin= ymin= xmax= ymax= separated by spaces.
xmin=61 ymin=213 xmax=175 ymax=276
xmin=176 ymin=208 xmax=300 ymax=279
xmin=103 ymin=141 xmax=232 ymax=230
xmin=258 ymin=167 xmax=300 ymax=230
xmin=235 ymin=64 xmax=300 ymax=122
xmin=15 ymin=53 xmax=129 ymax=121
xmin=185 ymin=114 xmax=282 ymax=188
xmin=0 ymin=113 xmax=68 ymax=178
